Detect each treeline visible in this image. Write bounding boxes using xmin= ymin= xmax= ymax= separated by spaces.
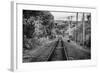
xmin=23 ymin=10 xmax=54 ymax=51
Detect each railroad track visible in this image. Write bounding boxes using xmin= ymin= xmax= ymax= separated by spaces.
xmin=46 ymin=39 xmax=69 ymax=61
xmin=24 ymin=39 xmax=70 ymax=62
xmin=61 ymin=40 xmax=69 ymax=60
xmin=23 ymin=38 xmax=90 ymax=62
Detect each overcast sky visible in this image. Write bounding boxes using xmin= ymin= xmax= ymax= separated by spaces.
xmin=51 ymin=11 xmax=76 ymax=20
xmin=50 ymin=11 xmax=89 ymax=21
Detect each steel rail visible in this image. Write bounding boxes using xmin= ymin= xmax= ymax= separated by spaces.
xmin=61 ymin=40 xmax=69 ymax=60
xmin=46 ymin=40 xmax=59 ymax=61
xmin=46 ymin=39 xmax=69 ymax=61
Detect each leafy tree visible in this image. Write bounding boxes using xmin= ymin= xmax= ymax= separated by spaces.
xmin=23 ymin=10 xmax=54 ymax=39
xmin=23 ymin=17 xmax=35 ymax=38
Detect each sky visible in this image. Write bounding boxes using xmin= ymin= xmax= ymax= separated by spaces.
xmin=51 ymin=11 xmax=76 ymax=21
xmin=50 ymin=11 xmax=90 ymax=21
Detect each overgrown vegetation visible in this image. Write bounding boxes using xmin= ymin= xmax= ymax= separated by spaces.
xmin=70 ymin=14 xmax=91 ymax=49
xmin=23 ymin=10 xmax=54 ymax=51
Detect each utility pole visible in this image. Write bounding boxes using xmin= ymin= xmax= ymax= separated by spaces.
xmin=68 ymin=16 xmax=73 ymax=36
xmin=82 ymin=13 xmax=85 ymax=47
xmin=67 ymin=16 xmax=70 ymax=38
xmin=76 ymin=12 xmax=78 ymax=43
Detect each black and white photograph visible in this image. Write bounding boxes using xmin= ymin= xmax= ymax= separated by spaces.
xmin=23 ymin=10 xmax=91 ymax=63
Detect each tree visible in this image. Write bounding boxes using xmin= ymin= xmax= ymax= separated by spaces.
xmin=23 ymin=17 xmax=35 ymax=38
xmin=23 ymin=10 xmax=54 ymax=39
